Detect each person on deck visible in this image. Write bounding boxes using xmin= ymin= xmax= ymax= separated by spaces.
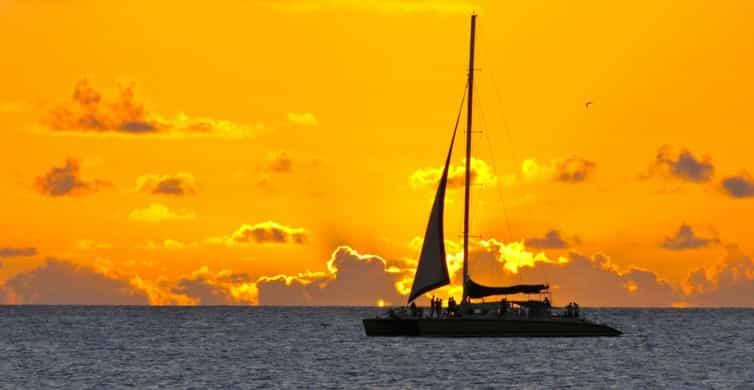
xmin=498 ymin=298 xmax=508 ymax=317
xmin=430 ymin=296 xmax=436 ymax=318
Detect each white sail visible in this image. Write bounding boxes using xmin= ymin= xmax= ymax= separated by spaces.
xmin=408 ymin=127 xmax=458 ymax=302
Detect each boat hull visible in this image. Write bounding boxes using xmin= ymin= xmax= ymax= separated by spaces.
xmin=363 ymin=318 xmax=621 ymax=337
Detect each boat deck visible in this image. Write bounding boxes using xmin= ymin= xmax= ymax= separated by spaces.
xmin=363 ymin=317 xmax=622 ymax=337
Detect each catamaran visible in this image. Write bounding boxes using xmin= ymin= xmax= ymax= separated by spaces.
xmin=363 ymin=14 xmax=622 ymax=337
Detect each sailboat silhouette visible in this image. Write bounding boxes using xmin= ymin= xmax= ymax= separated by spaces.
xmin=363 ymin=14 xmax=621 ymax=337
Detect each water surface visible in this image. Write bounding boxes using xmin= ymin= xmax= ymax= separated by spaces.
xmin=0 ymin=307 xmax=752 ymax=388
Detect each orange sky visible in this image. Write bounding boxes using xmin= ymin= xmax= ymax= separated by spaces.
xmin=1 ymin=0 xmax=754 ymax=306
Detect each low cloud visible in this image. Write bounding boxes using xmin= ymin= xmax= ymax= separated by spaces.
xmin=264 ymin=150 xmax=294 ymax=173
xmin=256 ymin=246 xmax=404 ymax=306
xmin=646 ymin=145 xmax=714 ymax=183
xmin=142 ymin=239 xmax=195 ymax=250
xmin=683 ymin=245 xmax=754 ymax=306
xmin=0 ymin=247 xmax=37 ymax=258
xmin=75 ymin=240 xmax=112 ymax=250
xmin=35 ymin=158 xmax=111 ymax=196
xmin=0 ymin=259 xmax=149 ymax=305
xmin=253 ymin=240 xmax=683 ymax=307
xmin=522 ymin=157 xmax=596 ymax=183
xmin=172 ymin=267 xmax=256 ymax=305
xmin=410 ymin=158 xmax=499 ymax=190
xmin=524 ymin=253 xmax=679 ymax=307
xmin=129 ymin=203 xmax=196 ymax=222
xmin=720 ymin=173 xmax=754 ymax=198
xmin=287 ymin=112 xmax=319 ymax=127
xmin=256 ymin=150 xmax=296 ymax=193
xmin=0 ymin=247 xmax=37 ymax=269
xmin=525 ymin=230 xmax=579 ymax=249
xmin=459 ymin=249 xmax=678 ymax=307
xmin=661 ymin=224 xmax=718 ymax=250
xmin=223 ymin=221 xmax=308 ymax=245
xmin=42 ymin=78 xmax=266 ymax=139
xmin=136 ymin=173 xmax=197 ymax=195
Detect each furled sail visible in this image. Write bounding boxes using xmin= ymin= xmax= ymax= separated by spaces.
xmin=464 ymin=278 xmax=548 ymax=299
xmin=407 ymin=126 xmax=459 ymax=303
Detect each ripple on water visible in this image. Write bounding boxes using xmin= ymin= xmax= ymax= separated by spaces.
xmin=0 ymin=307 xmax=753 ymax=388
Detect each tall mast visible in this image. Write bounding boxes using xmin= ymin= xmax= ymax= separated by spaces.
xmin=462 ymin=14 xmax=477 ymax=300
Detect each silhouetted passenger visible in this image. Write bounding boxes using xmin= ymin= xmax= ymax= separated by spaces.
xmin=543 ymin=297 xmax=551 ymax=308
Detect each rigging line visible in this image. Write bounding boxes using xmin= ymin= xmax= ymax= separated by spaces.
xmin=478 ymin=23 xmax=549 ymax=286
xmin=478 ymin=24 xmax=538 ymax=227
xmin=477 ymin=84 xmax=519 ymax=285
xmin=475 ymin=25 xmax=517 ymax=284
xmin=477 ymin=82 xmax=514 ymax=246
xmin=475 ymin=23 xmax=516 ymax=245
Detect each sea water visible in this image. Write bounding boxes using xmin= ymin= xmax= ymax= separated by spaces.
xmin=0 ymin=307 xmax=752 ymax=389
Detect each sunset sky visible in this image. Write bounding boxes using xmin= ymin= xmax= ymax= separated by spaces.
xmin=1 ymin=0 xmax=753 ymax=306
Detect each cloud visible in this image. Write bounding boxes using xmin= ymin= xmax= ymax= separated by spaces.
xmin=0 ymin=259 xmax=149 ymax=304
xmin=399 ymin=237 xmax=568 ymax=300
xmin=287 ymin=112 xmax=319 ymax=126
xmin=0 ymin=247 xmax=37 ymax=258
xmin=554 ymin=157 xmax=597 ymax=183
xmin=42 ymin=78 xmax=266 ymax=139
xmin=647 ymin=145 xmax=714 ymax=183
xmin=522 ymin=157 xmax=596 ymax=183
xmin=256 ymin=246 xmax=404 ymax=305
xmin=142 ymin=239 xmax=195 ymax=250
xmin=129 ymin=203 xmax=196 ymax=222
xmin=256 ymin=150 xmax=317 ymax=193
xmin=507 ymin=252 xmax=679 ymax=307
xmin=75 ymin=240 xmax=112 ymax=250
xmin=219 ymin=221 xmax=308 ymax=245
xmin=682 ymin=245 xmax=754 ymax=306
xmin=173 ymin=278 xmax=235 ymax=305
xmin=136 ymin=173 xmax=197 ymax=195
xmin=171 ymin=267 xmax=256 ymax=305
xmin=525 ymin=230 xmax=579 ymax=249
xmin=407 ymin=237 xmax=679 ymax=307
xmin=720 ymin=173 xmax=754 ymax=198
xmin=661 ymin=224 xmax=718 ymax=250
xmin=410 ymin=158 xmax=499 ymax=190
xmin=0 ymin=247 xmax=37 ymax=269
xmin=252 ymin=239 xmax=683 ymax=307
xmin=35 ymin=158 xmax=111 ymax=196
xmin=261 ymin=0 xmax=476 ymax=14
xmin=264 ymin=150 xmax=294 ymax=173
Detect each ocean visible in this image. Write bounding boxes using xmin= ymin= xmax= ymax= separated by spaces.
xmin=0 ymin=307 xmax=752 ymax=389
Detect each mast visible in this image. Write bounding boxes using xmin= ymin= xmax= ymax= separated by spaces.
xmin=462 ymin=14 xmax=477 ymax=301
